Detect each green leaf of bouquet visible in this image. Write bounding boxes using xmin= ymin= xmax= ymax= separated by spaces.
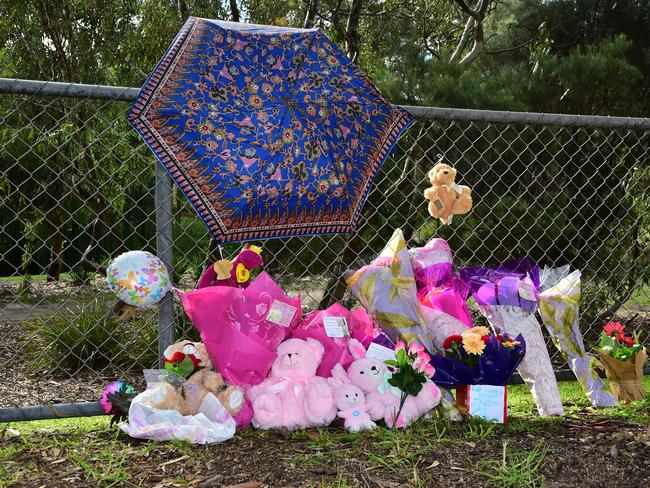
xmin=178 ymin=356 xmax=196 ymax=377
xmin=384 ymin=360 xmax=398 ymax=367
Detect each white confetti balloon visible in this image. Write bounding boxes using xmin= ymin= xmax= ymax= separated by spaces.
xmin=106 ymin=251 xmax=172 ymax=307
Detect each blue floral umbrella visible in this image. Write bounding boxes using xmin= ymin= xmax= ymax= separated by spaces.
xmin=129 ymin=17 xmax=413 ymax=243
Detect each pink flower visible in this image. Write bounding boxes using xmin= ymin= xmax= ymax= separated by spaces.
xmin=395 ymin=341 xmax=406 ymax=352
xmin=423 ymin=364 xmax=435 ymax=378
xmin=100 ymin=381 xmax=122 ymax=414
xmin=417 ymin=350 xmax=430 ymax=364
xmin=408 ymin=343 xmax=425 ymax=355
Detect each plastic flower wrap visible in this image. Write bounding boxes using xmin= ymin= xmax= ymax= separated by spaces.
xmin=594 ymin=322 xmax=646 ymax=401
xmin=347 ymin=228 xmax=434 ymax=352
xmin=429 ymin=327 xmax=526 ymax=387
xmin=177 ymin=272 xmax=301 ymax=388
xmin=120 ymin=389 xmax=236 ymax=444
xmin=538 ymin=268 xmax=618 ymax=407
xmin=460 ymin=259 xmax=564 ymax=416
xmin=290 ymin=303 xmax=376 ymax=377
xmin=418 ymin=277 xmax=473 ymax=327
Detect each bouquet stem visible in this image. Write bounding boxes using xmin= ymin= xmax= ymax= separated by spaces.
xmin=392 ymin=390 xmax=409 ymax=429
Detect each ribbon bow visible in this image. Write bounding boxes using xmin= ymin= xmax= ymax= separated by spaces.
xmin=376 ymin=371 xmax=401 ymax=397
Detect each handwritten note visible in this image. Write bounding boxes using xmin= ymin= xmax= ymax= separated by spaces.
xmin=366 ymin=342 xmax=397 ymax=362
xmin=266 ymin=300 xmax=297 ymax=328
xmin=323 ymin=316 xmax=349 ymax=337
xmin=468 ymin=385 xmax=506 ymax=423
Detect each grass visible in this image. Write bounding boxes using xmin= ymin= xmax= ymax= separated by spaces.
xmin=0 ymin=273 xmax=76 ymax=282
xmin=477 ymin=440 xmax=548 ymax=488
xmin=625 ymin=285 xmax=650 ymax=307
xmin=1 ymin=377 xmax=648 ymax=486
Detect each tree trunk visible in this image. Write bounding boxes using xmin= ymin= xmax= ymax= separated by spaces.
xmin=178 ymin=0 xmax=189 ymax=20
xmin=46 ymin=212 xmax=64 ymax=281
xmin=229 ymin=0 xmax=240 ymax=22
xmin=303 ymin=0 xmax=319 ymax=28
xmin=345 ymin=0 xmax=363 ymax=62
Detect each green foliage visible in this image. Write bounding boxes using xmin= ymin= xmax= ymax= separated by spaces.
xmin=32 ymin=301 xmax=158 ymax=372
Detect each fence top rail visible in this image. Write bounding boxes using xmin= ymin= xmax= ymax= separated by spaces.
xmin=2 ymin=77 xmax=650 ymax=130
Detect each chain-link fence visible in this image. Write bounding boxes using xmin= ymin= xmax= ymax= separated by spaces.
xmin=1 ymin=78 xmax=648 ymax=420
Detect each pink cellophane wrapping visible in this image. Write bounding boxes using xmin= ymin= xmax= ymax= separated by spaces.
xmin=418 ymin=278 xmax=473 ymax=327
xmin=290 ymin=303 xmax=375 ymax=377
xmin=177 ymin=272 xmax=301 ymax=389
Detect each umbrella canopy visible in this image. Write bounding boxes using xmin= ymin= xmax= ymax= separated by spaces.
xmin=129 ymin=17 xmax=413 ymax=243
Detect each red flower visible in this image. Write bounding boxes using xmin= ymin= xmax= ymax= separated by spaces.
xmin=604 ymin=322 xmax=625 ymax=337
xmin=481 ymin=335 xmax=490 ymax=343
xmin=623 ymin=336 xmax=634 ymax=347
xmin=162 ymin=351 xmax=185 ymax=365
xmin=187 ymin=354 xmax=201 ymax=368
xmin=616 ymin=332 xmax=626 ymax=342
xmin=443 ymin=335 xmax=463 ymax=349
xmin=496 ymin=335 xmax=504 ymax=342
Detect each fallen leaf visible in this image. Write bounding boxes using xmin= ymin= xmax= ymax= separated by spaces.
xmin=427 ymin=460 xmax=440 ymax=469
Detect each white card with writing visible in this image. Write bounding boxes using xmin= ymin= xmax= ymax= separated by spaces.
xmin=468 ymin=385 xmax=506 ymax=423
xmin=323 ymin=316 xmax=349 ymax=337
xmin=365 ymin=342 xmax=397 ymax=362
xmin=517 ymin=277 xmax=537 ymax=301
xmin=266 ymin=300 xmax=297 ymax=328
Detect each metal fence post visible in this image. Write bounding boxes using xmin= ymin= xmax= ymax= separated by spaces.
xmin=155 ymin=160 xmax=175 ymax=366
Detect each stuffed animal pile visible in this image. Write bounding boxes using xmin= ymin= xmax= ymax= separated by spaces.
xmin=116 ymin=243 xmax=446 ymax=439
xmin=147 ymin=341 xmax=244 ymax=418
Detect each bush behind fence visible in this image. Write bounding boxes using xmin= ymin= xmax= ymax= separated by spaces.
xmin=0 ymin=79 xmax=648 ymax=412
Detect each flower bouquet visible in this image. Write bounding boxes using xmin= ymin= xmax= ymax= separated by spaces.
xmin=595 ymin=322 xmax=646 ymax=401
xmin=385 ymin=341 xmax=437 ymax=428
xmin=347 ymin=228 xmax=434 ymax=352
xmin=177 ymin=272 xmax=301 ymax=388
xmin=101 ymin=381 xmax=137 ymax=426
xmin=538 ymin=268 xmax=618 ymax=407
xmin=429 ymin=326 xmax=526 ymax=423
xmin=460 ymin=259 xmax=564 ymax=416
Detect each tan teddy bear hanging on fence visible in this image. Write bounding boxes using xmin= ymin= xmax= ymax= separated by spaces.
xmin=423 ymin=160 xmax=473 ymax=224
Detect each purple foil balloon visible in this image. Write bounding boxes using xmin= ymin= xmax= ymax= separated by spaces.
xmin=409 ymin=238 xmax=454 ymax=291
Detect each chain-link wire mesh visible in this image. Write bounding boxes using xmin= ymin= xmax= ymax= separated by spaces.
xmin=0 ymin=79 xmax=648 ymax=415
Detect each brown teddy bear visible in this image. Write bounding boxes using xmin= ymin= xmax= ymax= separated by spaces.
xmin=148 ymin=341 xmax=244 ymax=417
xmin=423 ymin=162 xmax=473 ymax=224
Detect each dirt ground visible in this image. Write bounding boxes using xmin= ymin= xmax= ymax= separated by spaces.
xmin=1 ymin=411 xmax=649 ymax=487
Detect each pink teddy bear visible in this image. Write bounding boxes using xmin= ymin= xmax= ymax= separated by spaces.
xmin=346 ymin=339 xmax=441 ymax=428
xmin=247 ymin=338 xmax=337 ymax=430
xmin=328 ymin=364 xmax=376 ymax=432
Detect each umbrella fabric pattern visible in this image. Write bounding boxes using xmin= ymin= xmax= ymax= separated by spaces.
xmin=129 ymin=17 xmax=413 ymax=243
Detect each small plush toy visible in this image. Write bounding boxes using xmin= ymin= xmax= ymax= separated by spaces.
xmin=247 ymin=338 xmax=337 ymax=430
xmin=423 ymin=161 xmax=472 ymax=224
xmin=345 ymin=339 xmax=441 ymax=428
xmin=328 ymin=364 xmax=376 ymax=432
xmin=197 ymin=244 xmax=263 ymax=289
xmin=148 ymin=341 xmax=244 ymax=418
